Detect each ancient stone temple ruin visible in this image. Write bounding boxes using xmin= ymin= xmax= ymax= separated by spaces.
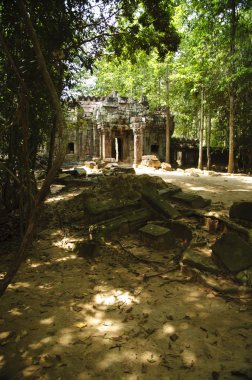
xmin=66 ymin=91 xmax=172 ymax=166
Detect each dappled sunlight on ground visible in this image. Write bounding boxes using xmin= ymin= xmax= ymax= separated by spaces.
xmin=1 ymin=241 xmax=251 ymax=379
xmin=0 ymin=169 xmax=252 ymax=379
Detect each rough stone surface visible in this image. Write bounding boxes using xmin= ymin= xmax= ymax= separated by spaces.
xmin=89 ymin=215 xmax=129 ymax=241
xmin=127 ymin=208 xmax=152 ymax=231
xmin=164 ymin=220 xmax=193 ymax=246
xmin=182 ymin=248 xmax=220 ymax=274
xmin=139 ymin=223 xmax=174 ymax=249
xmin=84 ymin=196 xmax=141 ymax=221
xmin=141 ymin=187 xmax=181 ymax=219
xmin=140 ymin=155 xmax=161 ymax=169
xmin=171 ymin=191 xmax=211 ymax=209
xmin=212 ymin=232 xmax=252 ymax=273
xmin=229 ymin=202 xmax=252 ymax=222
xmin=89 ymin=208 xmax=152 ymax=241
xmin=158 ymin=184 xmax=181 ymax=197
xmin=161 ymin=162 xmax=173 ymax=171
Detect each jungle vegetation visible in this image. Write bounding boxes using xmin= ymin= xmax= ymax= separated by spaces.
xmin=0 ymin=0 xmax=251 ymax=293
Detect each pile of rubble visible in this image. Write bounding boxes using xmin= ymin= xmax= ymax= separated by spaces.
xmin=55 ymin=171 xmax=252 ymax=292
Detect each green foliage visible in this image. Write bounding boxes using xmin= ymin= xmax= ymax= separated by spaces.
xmin=75 ymin=0 xmax=252 ymax=166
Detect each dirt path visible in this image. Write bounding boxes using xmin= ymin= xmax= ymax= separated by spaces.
xmin=0 ymin=170 xmax=252 ymax=380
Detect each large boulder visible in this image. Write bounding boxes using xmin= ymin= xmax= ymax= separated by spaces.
xmin=229 ymin=202 xmax=252 ymax=222
xmin=212 ymin=232 xmax=252 ymax=273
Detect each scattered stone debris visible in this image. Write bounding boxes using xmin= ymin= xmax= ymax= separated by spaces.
xmin=45 ymin=169 xmax=252 ymax=293
xmin=1 ymin=168 xmax=252 ymax=380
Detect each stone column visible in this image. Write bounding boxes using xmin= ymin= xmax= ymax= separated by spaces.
xmin=130 ymin=117 xmax=146 ymax=167
xmin=100 ymin=128 xmax=112 ymax=160
xmin=105 ymin=131 xmax=112 ymax=158
xmin=100 ymin=130 xmax=106 ymax=159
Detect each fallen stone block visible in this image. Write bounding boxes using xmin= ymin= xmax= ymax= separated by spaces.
xmin=158 ymin=184 xmax=181 ymax=198
xmin=229 ymin=202 xmax=252 ymax=222
xmin=89 ymin=215 xmax=129 ymax=241
xmin=171 ymin=191 xmax=211 ymax=209
xmin=84 ymin=195 xmax=141 ymax=222
xmin=182 ymin=248 xmax=220 ymax=274
xmin=127 ymin=208 xmax=152 ymax=231
xmin=89 ymin=208 xmax=152 ymax=241
xmin=212 ymin=232 xmax=252 ymax=273
xmin=141 ymin=188 xmax=181 ymax=219
xmin=139 ymin=223 xmax=174 ymax=249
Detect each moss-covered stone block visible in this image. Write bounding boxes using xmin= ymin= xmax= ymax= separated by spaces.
xmin=139 ymin=223 xmax=174 ymax=249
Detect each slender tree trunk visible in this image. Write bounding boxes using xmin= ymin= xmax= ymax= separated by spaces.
xmin=198 ymin=86 xmax=204 ymax=170
xmin=166 ymin=107 xmax=171 ymax=164
xmin=206 ymin=112 xmax=211 ymax=170
xmin=165 ymin=70 xmax=171 ymax=164
xmin=228 ymin=92 xmax=235 ymax=172
xmin=0 ymin=0 xmax=67 ymax=297
xmin=228 ymin=0 xmax=237 ymax=173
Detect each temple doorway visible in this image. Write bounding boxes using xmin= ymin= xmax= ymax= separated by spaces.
xmin=112 ymin=137 xmax=123 ymax=161
xmin=67 ymin=142 xmax=75 ymax=154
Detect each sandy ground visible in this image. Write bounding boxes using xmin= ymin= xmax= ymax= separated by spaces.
xmin=0 ymin=169 xmax=252 ymax=380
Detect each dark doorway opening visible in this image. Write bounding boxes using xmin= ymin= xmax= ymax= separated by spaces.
xmin=67 ymin=142 xmax=75 ymax=153
xmin=151 ymin=144 xmax=159 ymax=154
xmin=112 ymin=138 xmax=123 ymax=161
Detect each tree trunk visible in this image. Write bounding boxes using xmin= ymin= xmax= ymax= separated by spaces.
xmin=0 ymin=0 xmax=67 ymax=297
xmin=165 ymin=70 xmax=171 ymax=164
xmin=228 ymin=92 xmax=235 ymax=173
xmin=206 ymin=112 xmax=211 ymax=170
xmin=165 ymin=107 xmax=171 ymax=164
xmin=228 ymin=0 xmax=237 ymax=173
xmin=198 ymin=86 xmax=204 ymax=170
